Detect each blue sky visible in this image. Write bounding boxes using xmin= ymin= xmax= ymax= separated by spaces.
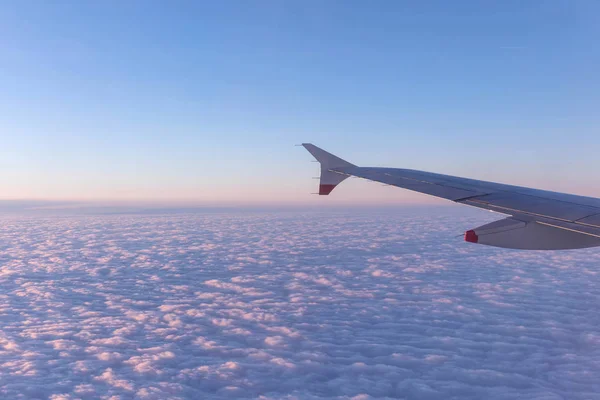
xmin=1 ymin=1 xmax=598 ymax=204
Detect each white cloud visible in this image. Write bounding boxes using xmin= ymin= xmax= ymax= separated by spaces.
xmin=0 ymin=207 xmax=598 ymax=399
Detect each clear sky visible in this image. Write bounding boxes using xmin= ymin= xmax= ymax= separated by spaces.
xmin=1 ymin=1 xmax=598 ymax=205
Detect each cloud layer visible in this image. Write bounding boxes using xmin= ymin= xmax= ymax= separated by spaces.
xmin=0 ymin=207 xmax=599 ymax=399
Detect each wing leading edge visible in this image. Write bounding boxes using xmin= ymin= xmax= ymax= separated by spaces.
xmin=302 ymin=143 xmax=600 ymax=250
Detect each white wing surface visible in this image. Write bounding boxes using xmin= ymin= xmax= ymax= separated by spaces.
xmin=302 ymin=143 xmax=600 ymax=250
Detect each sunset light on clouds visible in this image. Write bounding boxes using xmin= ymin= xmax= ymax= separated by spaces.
xmin=0 ymin=208 xmax=599 ymax=399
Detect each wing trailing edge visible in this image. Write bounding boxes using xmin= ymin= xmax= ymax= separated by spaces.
xmin=465 ymin=217 xmax=600 ymax=250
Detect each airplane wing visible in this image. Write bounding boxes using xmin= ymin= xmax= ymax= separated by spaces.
xmin=302 ymin=143 xmax=600 ymax=250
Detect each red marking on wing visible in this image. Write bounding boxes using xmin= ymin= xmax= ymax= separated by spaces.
xmin=319 ymin=184 xmax=337 ymax=195
xmin=464 ymin=230 xmax=479 ymax=243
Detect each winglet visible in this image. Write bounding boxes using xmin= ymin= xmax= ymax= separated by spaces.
xmin=302 ymin=143 xmax=355 ymax=195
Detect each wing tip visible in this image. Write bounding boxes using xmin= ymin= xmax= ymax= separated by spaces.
xmin=319 ymin=184 xmax=337 ymax=195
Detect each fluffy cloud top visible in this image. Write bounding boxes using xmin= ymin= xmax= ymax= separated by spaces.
xmin=0 ymin=207 xmax=598 ymax=399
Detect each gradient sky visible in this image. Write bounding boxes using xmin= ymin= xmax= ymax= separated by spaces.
xmin=1 ymin=1 xmax=598 ymax=205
